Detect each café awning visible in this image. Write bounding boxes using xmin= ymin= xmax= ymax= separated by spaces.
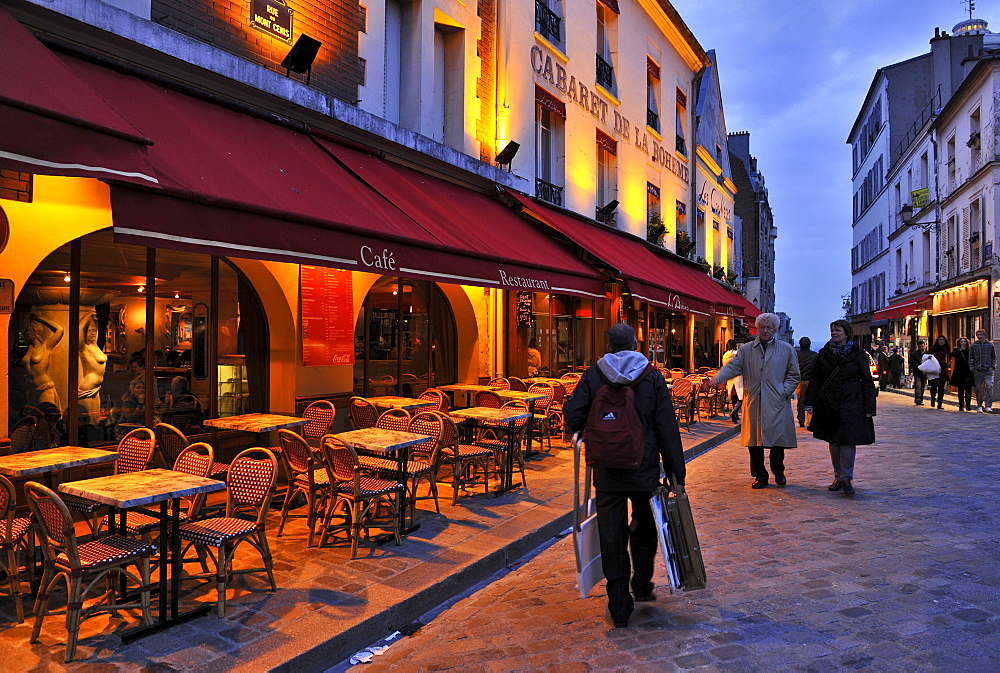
xmin=57 ymin=55 xmax=605 ymax=298
xmin=0 ymin=8 xmax=157 ymax=185
xmin=872 ymin=295 xmax=925 ymax=321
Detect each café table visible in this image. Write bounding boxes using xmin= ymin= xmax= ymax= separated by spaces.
xmin=449 ymin=407 xmax=530 ymax=495
xmin=333 ymin=427 xmax=432 ymax=540
xmin=0 ymin=446 xmax=119 ymax=488
xmin=492 ymin=390 xmax=548 ymax=457
xmin=365 ymin=396 xmax=437 ymax=412
xmin=437 ymin=384 xmax=497 ymax=408
xmin=203 ymin=413 xmax=309 ymax=447
xmin=58 ymin=468 xmax=226 ymax=642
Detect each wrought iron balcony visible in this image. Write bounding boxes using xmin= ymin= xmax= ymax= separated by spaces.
xmin=535 ymin=178 xmax=563 ymax=207
xmin=596 ymin=54 xmax=614 ymax=90
xmin=646 ymin=108 xmax=659 ymax=132
xmin=675 ymin=134 xmax=686 ymax=156
xmin=535 ymin=1 xmax=561 ymax=43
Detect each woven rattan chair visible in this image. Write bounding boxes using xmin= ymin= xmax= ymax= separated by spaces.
xmin=670 ymin=378 xmax=696 ymax=430
xmin=418 ymin=388 xmax=451 ymax=413
xmin=480 ymin=401 xmax=529 ymax=488
xmin=318 ymin=435 xmax=404 ymax=558
xmin=276 ymin=430 xmax=331 ymax=547
xmin=507 ymin=377 xmax=528 ymax=392
xmin=526 ymin=382 xmax=555 ymax=454
xmin=474 ymin=390 xmax=503 ymax=409
xmin=301 ymin=400 xmax=336 ymax=447
xmin=155 ymin=422 xmax=228 ymax=479
xmin=178 ymin=448 xmax=278 ymax=617
xmin=487 ymin=377 xmax=510 ymax=390
xmin=26 ymin=482 xmax=154 ymax=662
xmin=9 ymin=416 xmax=35 ymax=454
xmin=0 ymin=474 xmax=31 ymax=623
xmin=436 ymin=412 xmax=492 ymax=504
xmin=349 ymin=397 xmax=379 ymax=430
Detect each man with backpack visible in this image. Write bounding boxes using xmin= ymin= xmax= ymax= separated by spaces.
xmin=564 ymin=323 xmax=685 ymax=629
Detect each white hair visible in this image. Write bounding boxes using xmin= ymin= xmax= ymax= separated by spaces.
xmin=755 ymin=313 xmax=780 ymax=330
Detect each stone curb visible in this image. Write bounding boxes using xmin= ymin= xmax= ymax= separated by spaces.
xmin=271 ymin=425 xmax=740 ymax=672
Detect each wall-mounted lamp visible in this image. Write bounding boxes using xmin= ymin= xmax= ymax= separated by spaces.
xmin=495 ymin=141 xmax=520 ymax=170
xmin=900 ymin=204 xmax=913 ymax=222
xmin=63 ymin=272 xmax=71 ymax=283
xmin=281 ymin=35 xmax=322 ymax=84
xmin=174 ymin=291 xmax=180 ymax=299
xmin=137 ymin=285 xmax=145 ymax=293
xmin=596 ymin=199 xmax=619 ymax=224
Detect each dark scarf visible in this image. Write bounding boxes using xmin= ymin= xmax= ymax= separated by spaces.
xmin=828 ymin=340 xmax=855 ymax=359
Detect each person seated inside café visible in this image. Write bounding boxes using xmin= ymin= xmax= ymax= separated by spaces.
xmin=107 ymin=377 xmax=146 ymax=439
xmin=161 ymin=376 xmax=203 ymax=434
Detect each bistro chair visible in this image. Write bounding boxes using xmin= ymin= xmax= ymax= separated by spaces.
xmin=63 ymin=427 xmax=156 ymax=536
xmin=159 ymin=394 xmax=204 ymax=435
xmin=318 ymin=435 xmax=404 ymax=559
xmin=356 ymin=408 xmax=412 ymax=474
xmin=547 ymin=381 xmax=568 ymax=439
xmin=349 ymin=397 xmax=379 ymax=430
xmin=0 ymin=474 xmax=31 ymax=623
xmin=301 ymin=400 xmax=336 ymax=447
xmin=9 ymin=416 xmax=35 ymax=454
xmin=507 ymin=376 xmax=528 ymax=392
xmin=99 ymin=443 xmax=215 ymax=539
xmin=435 ymin=412 xmax=492 ymax=504
xmin=487 ymin=377 xmax=510 ymax=390
xmin=276 ymin=430 xmax=331 ymax=547
xmin=559 ymin=373 xmax=581 ymax=398
xmin=474 ymin=390 xmax=503 ymax=409
xmin=670 ymin=378 xmax=696 ymax=430
xmin=25 ymin=481 xmax=155 ymax=662
xmin=178 ymin=448 xmax=278 ymax=617
xmin=480 ymin=401 xmax=529 ymax=488
xmin=155 ymin=422 xmax=229 ymax=480
xmin=526 ymin=382 xmax=556 ymax=454
xmin=418 ymin=388 xmax=451 ymax=413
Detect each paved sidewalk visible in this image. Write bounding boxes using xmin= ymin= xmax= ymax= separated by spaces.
xmin=349 ymin=393 xmax=1000 ymax=671
xmin=0 ymin=413 xmax=736 ymax=671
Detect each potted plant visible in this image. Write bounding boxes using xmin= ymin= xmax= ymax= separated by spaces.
xmin=646 ymin=211 xmax=666 ymax=246
xmin=675 ymin=230 xmax=696 ymax=258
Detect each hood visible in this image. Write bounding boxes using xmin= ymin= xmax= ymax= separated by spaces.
xmin=597 ymin=350 xmax=650 ymax=385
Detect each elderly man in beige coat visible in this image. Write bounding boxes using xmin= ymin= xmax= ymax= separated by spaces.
xmin=711 ymin=313 xmax=800 ymax=488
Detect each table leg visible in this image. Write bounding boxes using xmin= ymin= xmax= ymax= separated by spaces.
xmin=158 ymin=500 xmax=169 ymax=622
xmin=524 ymin=401 xmax=538 ymax=458
xmin=376 ymin=445 xmax=419 ymax=544
xmin=492 ymin=420 xmax=521 ymax=496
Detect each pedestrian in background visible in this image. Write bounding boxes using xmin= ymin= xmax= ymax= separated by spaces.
xmin=970 ymin=329 xmax=996 ymax=413
xmin=796 ymin=336 xmax=817 ymax=428
xmin=928 ymin=336 xmax=952 ymax=409
xmin=564 ymin=323 xmax=685 ymax=629
xmin=722 ymin=339 xmax=743 ymax=424
xmin=877 ymin=345 xmax=890 ymax=391
xmin=711 ymin=313 xmax=799 ymax=489
xmin=804 ymin=319 xmax=876 ymax=496
xmin=909 ymin=340 xmax=928 ymax=405
xmin=888 ymin=347 xmax=905 ymax=388
xmin=951 ymin=337 xmax=974 ymax=412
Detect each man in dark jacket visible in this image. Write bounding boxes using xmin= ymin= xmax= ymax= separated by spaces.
xmin=796 ymin=337 xmax=817 ymax=428
xmin=876 ymin=345 xmax=890 ymax=391
xmin=908 ymin=341 xmax=927 ymax=405
xmin=564 ymin=323 xmax=685 ymax=629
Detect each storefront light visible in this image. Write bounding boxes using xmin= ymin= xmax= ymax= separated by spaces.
xmin=63 ymin=272 xmax=71 ymax=283
xmin=138 ymin=285 xmax=145 ymax=293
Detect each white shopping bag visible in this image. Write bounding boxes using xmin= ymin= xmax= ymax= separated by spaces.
xmin=572 ymin=433 xmax=604 ymax=598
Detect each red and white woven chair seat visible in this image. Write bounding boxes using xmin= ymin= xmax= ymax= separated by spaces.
xmin=103 ymin=509 xmax=189 ymax=535
xmin=338 ymin=476 xmax=403 ymax=497
xmin=62 ymin=493 xmax=103 ymax=514
xmin=57 ymin=535 xmax=156 ymax=569
xmin=0 ymin=517 xmax=31 ymax=546
xmin=443 ymin=444 xmax=494 ymax=459
xmin=292 ymin=467 xmax=331 ymax=487
xmin=358 ymin=456 xmax=432 ymax=476
xmin=209 ymin=462 xmax=230 ymax=479
xmin=178 ymin=517 xmax=260 ymax=546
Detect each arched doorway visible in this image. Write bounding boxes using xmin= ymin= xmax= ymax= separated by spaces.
xmin=353 ymin=277 xmax=457 ymax=397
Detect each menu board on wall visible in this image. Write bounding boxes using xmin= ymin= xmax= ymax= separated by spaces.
xmin=301 ymin=266 xmax=355 ymax=366
xmin=516 ymin=291 xmax=533 ymax=329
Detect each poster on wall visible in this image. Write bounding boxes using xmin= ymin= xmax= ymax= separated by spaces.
xmin=301 ymin=266 xmax=355 ymax=366
xmin=993 ymin=296 xmax=1000 ymax=340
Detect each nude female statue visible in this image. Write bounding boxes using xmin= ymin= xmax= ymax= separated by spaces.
xmin=23 ymin=313 xmax=65 ymax=409
xmin=78 ymin=315 xmax=107 ymax=422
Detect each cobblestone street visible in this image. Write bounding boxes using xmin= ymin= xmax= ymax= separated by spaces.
xmin=350 ymin=393 xmax=1000 ymax=671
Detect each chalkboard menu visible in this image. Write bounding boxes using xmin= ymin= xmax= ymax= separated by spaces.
xmin=301 ymin=266 xmax=355 ymax=366
xmin=516 ymin=291 xmax=533 ymax=329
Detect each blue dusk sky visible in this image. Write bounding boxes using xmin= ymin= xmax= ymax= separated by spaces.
xmin=674 ymin=0 xmax=979 ymax=345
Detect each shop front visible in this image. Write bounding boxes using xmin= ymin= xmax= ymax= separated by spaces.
xmin=931 ymin=279 xmax=991 ymax=342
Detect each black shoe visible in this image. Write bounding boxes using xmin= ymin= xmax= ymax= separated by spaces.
xmin=915 ymin=401 xmax=923 ymax=405
xmin=731 ymin=411 xmax=739 ymax=424
xmin=613 ymin=620 xmax=629 ymax=628
xmin=751 ymin=480 xmax=768 ymax=489
xmin=634 ymin=592 xmax=656 ymax=603
xmin=775 ymin=474 xmax=787 ymax=486
xmin=843 ymin=479 xmax=855 ymax=495
xmin=828 ymin=480 xmax=842 ymax=491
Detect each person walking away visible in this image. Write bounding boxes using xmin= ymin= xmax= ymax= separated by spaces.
xmin=711 ymin=313 xmax=800 ymax=489
xmin=909 ymin=341 xmax=928 ymax=405
xmin=563 ymin=323 xmax=685 ymax=629
xmin=796 ymin=337 xmax=818 ymax=428
xmin=928 ymin=336 xmax=952 ymax=409
xmin=969 ymin=329 xmax=996 ymax=412
xmin=876 ymin=345 xmax=890 ymax=391
xmin=888 ymin=347 xmax=905 ymax=389
xmin=722 ymin=340 xmax=743 ymax=424
xmin=951 ymin=338 xmax=975 ymax=412
xmin=804 ymin=319 xmax=876 ymax=496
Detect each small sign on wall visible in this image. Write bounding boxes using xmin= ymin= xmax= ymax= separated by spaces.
xmin=0 ymin=279 xmax=13 ymax=314
xmin=250 ymin=0 xmax=293 ymax=43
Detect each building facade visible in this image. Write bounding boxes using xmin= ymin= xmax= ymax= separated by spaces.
xmin=728 ymin=130 xmax=776 ymax=313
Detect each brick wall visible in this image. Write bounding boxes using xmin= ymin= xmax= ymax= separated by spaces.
xmin=152 ymin=0 xmax=364 ymax=103
xmin=0 ymin=170 xmax=32 ymax=203
xmin=476 ymin=0 xmax=496 ymax=162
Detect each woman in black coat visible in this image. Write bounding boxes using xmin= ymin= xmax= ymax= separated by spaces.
xmin=951 ymin=337 xmax=975 ymax=411
xmin=928 ymin=336 xmax=952 ymax=409
xmin=804 ymin=319 xmax=877 ymax=496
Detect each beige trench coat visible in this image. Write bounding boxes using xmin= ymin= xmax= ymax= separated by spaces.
xmin=713 ymin=338 xmax=800 ymax=448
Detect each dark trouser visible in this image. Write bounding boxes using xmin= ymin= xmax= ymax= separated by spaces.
xmin=595 ymin=490 xmax=657 ymax=623
xmin=749 ymin=446 xmax=785 ymax=482
xmin=795 ymin=381 xmax=810 ymax=427
xmin=929 ymin=379 xmax=947 ymax=407
xmin=956 ymin=382 xmax=973 ymax=409
xmin=913 ymin=372 xmax=927 ymax=404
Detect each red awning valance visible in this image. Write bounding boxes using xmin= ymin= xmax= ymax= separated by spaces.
xmin=535 ymin=84 xmax=566 ymax=119
xmin=0 ymin=8 xmax=156 ymax=185
xmin=596 ymin=129 xmax=617 ymax=156
xmin=872 ymin=296 xmax=925 ymax=321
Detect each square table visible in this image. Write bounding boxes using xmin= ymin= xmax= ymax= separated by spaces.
xmin=437 ymin=384 xmax=497 ymax=409
xmin=449 ymin=407 xmax=530 ymax=495
xmin=334 ymin=427 xmax=433 ymax=539
xmin=492 ymin=390 xmax=548 ymax=457
xmin=203 ymin=413 xmax=309 ymax=448
xmin=365 ymin=396 xmax=437 ymax=412
xmin=59 ymin=469 xmax=226 ymax=642
xmin=0 ymin=446 xmax=119 ymax=488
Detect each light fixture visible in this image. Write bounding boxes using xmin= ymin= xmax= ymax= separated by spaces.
xmin=281 ymin=35 xmax=322 ymax=84
xmin=63 ymin=272 xmax=71 ymax=283
xmin=596 ymin=199 xmax=619 ymax=223
xmin=494 ymin=141 xmax=520 ymax=170
xmin=900 ymin=203 xmax=913 ymax=222
xmin=138 ymin=285 xmax=145 ymax=293
xmin=174 ymin=292 xmax=180 ymax=299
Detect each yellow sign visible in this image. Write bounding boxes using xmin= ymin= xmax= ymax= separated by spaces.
xmin=911 ymin=187 xmax=929 ymax=209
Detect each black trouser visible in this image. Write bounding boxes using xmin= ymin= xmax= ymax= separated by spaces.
xmin=595 ymin=490 xmax=657 ymax=623
xmin=955 ymin=382 xmax=973 ymax=409
xmin=749 ymin=446 xmax=785 ymax=482
xmin=929 ymin=379 xmax=947 ymax=407
xmin=913 ymin=372 xmax=927 ymax=404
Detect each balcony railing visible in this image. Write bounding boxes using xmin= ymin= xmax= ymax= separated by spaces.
xmin=535 ymin=178 xmax=563 ymax=207
xmin=646 ymin=108 xmax=659 ymax=132
xmin=675 ymin=134 xmax=686 ymax=156
xmin=596 ymin=54 xmax=614 ymax=90
xmin=535 ymin=0 xmax=561 ymax=43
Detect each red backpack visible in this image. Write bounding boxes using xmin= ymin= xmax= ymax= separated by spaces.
xmin=584 ymin=364 xmax=653 ymax=469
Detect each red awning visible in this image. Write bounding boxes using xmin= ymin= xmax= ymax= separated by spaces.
xmin=0 ymin=8 xmax=157 ymax=185
xmin=61 ymin=56 xmax=605 ymax=297
xmin=507 ymin=192 xmax=718 ymax=315
xmin=873 ymin=296 xmax=924 ymax=321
